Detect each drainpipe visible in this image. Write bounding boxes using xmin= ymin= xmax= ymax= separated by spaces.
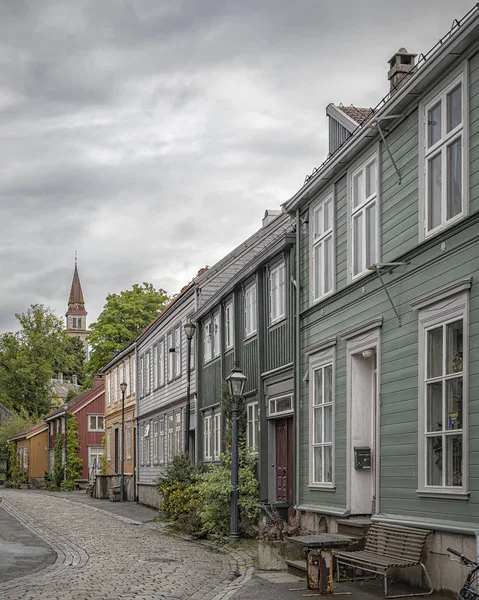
xmin=294 ymin=209 xmax=301 ymax=512
xmin=134 ymin=344 xmax=139 ymax=503
xmin=476 ymin=531 xmax=479 ymax=591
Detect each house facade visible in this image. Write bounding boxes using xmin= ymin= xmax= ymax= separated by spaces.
xmin=283 ymin=10 xmax=479 ymax=592
xmin=8 ymin=422 xmax=49 ymax=487
xmin=194 ymin=212 xmax=296 ymax=508
xmin=45 ymin=377 xmax=105 ymax=481
xmin=101 ymin=343 xmax=136 ymax=500
xmin=135 ymin=282 xmax=198 ymax=508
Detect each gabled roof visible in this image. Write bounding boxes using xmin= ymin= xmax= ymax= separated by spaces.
xmin=337 ymin=105 xmax=375 ymax=125
xmin=7 ymin=421 xmax=48 ymax=442
xmin=45 ymin=378 xmax=104 ymax=421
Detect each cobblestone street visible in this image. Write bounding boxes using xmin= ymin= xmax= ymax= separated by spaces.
xmin=0 ymin=490 xmax=253 ymax=600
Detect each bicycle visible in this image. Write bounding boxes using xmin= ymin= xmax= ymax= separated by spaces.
xmin=448 ymin=547 xmax=479 ymax=600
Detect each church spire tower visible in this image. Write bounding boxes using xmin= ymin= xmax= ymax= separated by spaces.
xmin=66 ymin=253 xmax=89 ymax=357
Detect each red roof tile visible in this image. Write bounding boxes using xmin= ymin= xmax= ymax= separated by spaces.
xmin=337 ymin=105 xmax=375 ymax=125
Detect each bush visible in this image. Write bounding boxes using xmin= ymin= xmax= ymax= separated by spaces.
xmin=196 ymin=445 xmax=259 ymax=537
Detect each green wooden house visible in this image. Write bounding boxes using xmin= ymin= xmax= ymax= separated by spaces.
xmin=283 ymin=7 xmax=479 ymax=592
xmin=194 ymin=211 xmax=296 ymax=506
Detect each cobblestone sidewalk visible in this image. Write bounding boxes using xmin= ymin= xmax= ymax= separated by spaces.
xmin=0 ymin=490 xmax=254 ymax=600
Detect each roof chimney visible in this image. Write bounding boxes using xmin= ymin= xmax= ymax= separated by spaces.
xmin=58 ymin=372 xmax=63 ymax=382
xmin=388 ymin=48 xmax=417 ymax=96
xmin=262 ymin=209 xmax=280 ymax=227
xmin=72 ymin=375 xmax=77 ymax=385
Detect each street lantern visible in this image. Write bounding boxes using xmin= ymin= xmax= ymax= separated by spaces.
xmin=226 ymin=361 xmax=247 ymax=542
xmin=184 ymin=322 xmax=196 ymax=456
xmin=119 ymin=381 xmax=127 ymax=502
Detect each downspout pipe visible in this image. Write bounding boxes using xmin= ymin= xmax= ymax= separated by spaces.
xmin=476 ymin=531 xmax=479 ymax=591
xmin=135 ymin=344 xmax=139 ymax=504
xmin=294 ymin=209 xmax=301 ymax=513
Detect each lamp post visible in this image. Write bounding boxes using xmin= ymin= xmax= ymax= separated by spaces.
xmin=225 ymin=361 xmax=247 ymax=543
xmin=183 ymin=322 xmax=196 ymax=456
xmin=119 ymin=381 xmax=127 ymax=502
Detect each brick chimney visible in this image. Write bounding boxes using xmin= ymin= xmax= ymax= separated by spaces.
xmin=388 ymin=48 xmax=417 ymax=96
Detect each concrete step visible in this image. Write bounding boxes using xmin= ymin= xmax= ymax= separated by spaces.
xmin=285 ymin=559 xmax=307 ymax=578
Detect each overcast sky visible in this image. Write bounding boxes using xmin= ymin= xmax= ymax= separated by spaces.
xmin=0 ymin=0 xmax=474 ymax=333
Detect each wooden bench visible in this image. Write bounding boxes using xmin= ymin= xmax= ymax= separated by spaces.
xmin=334 ymin=523 xmax=433 ymax=598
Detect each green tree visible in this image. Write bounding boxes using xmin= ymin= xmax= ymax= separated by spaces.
xmin=53 ymin=337 xmax=86 ymax=386
xmin=86 ymin=283 xmax=169 ymax=377
xmin=0 ymin=305 xmax=66 ymax=416
xmin=65 ymin=414 xmax=83 ymax=482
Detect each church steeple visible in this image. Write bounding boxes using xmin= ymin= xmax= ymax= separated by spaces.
xmin=66 ymin=254 xmax=88 ymax=358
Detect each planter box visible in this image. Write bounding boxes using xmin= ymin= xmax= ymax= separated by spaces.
xmin=258 ymin=540 xmax=303 ymax=571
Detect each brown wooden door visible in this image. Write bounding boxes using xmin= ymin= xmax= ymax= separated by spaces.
xmin=275 ymin=417 xmax=294 ymax=504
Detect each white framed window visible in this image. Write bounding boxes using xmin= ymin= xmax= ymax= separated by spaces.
xmin=139 ymin=357 xmax=144 ymax=397
xmin=311 ymin=194 xmax=334 ymax=301
xmin=420 ymin=64 xmax=467 ymax=238
xmin=244 ymin=282 xmax=257 ymax=337
xmin=204 ymin=415 xmax=212 ymax=460
xmin=139 ymin=423 xmax=144 ymax=466
xmin=23 ymin=446 xmax=29 ymax=470
xmin=348 ymin=149 xmax=379 ymax=280
xmin=153 ymin=419 xmax=158 ymax=464
xmin=175 ymin=326 xmax=181 ymax=376
xmin=159 ymin=417 xmax=165 ymax=464
xmin=88 ymin=415 xmax=104 ymax=432
xmin=203 ymin=320 xmax=212 ymax=363
xmin=269 ymin=262 xmax=286 ymax=323
xmin=175 ymin=411 xmax=182 ymax=455
xmin=107 ymin=428 xmax=112 ymax=462
xmin=125 ymin=359 xmax=130 ymax=396
xmin=246 ymin=402 xmax=259 ymax=450
xmin=417 ymin=288 xmax=469 ymax=495
xmin=225 ymin=301 xmax=234 ymax=350
xmin=153 ymin=345 xmax=158 ymax=389
xmin=88 ymin=446 xmax=104 ymax=471
xmin=268 ymin=395 xmax=293 ymax=417
xmin=145 ymin=351 xmax=151 ymax=394
xmin=106 ymin=373 xmax=111 ymax=407
xmin=213 ymin=313 xmax=220 ymax=357
xmin=132 ymin=355 xmax=136 ymax=395
xmin=126 ymin=421 xmax=132 ymax=460
xmin=167 ymin=332 xmax=174 ymax=381
xmin=114 ymin=367 xmax=119 ymax=403
xmin=144 ymin=422 xmax=150 ymax=465
xmin=167 ymin=414 xmax=174 ymax=461
xmin=309 ymin=358 xmax=334 ymax=487
xmin=158 ymin=339 xmax=165 ymax=386
xmin=214 ymin=413 xmax=221 ymax=460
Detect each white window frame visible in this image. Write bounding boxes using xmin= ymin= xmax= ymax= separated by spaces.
xmin=132 ymin=355 xmax=136 ymax=396
xmin=416 ymin=287 xmax=469 ymax=497
xmin=106 ymin=373 xmax=111 ymax=407
xmin=167 ymin=414 xmax=174 ymax=461
xmin=246 ymin=402 xmax=260 ymax=451
xmin=268 ymin=394 xmax=293 ymax=417
xmin=212 ymin=313 xmax=220 ymax=357
xmin=203 ymin=319 xmax=212 ymax=363
xmin=309 ymin=349 xmax=335 ymax=488
xmin=153 ymin=419 xmax=158 ymax=464
xmin=175 ymin=411 xmax=182 ymax=455
xmin=204 ymin=415 xmax=212 ymax=460
xmin=139 ymin=423 xmax=144 ymax=466
xmin=144 ymin=421 xmax=150 ymax=465
xmin=269 ymin=262 xmax=286 ymax=324
xmin=159 ymin=417 xmax=165 ymax=464
xmin=107 ymin=428 xmax=112 ymax=462
xmin=126 ymin=421 xmax=132 ymax=461
xmin=114 ymin=367 xmax=119 ymax=404
xmin=88 ymin=414 xmax=104 ymax=432
xmin=175 ymin=326 xmax=181 ymax=377
xmin=419 ymin=62 xmax=468 ymax=240
xmin=153 ymin=345 xmax=158 ymax=389
xmin=167 ymin=332 xmax=174 ymax=381
xmin=214 ymin=413 xmax=221 ymax=460
xmin=88 ymin=446 xmax=104 ymax=471
xmin=225 ymin=300 xmax=234 ymax=350
xmin=310 ymin=192 xmax=334 ymax=302
xmin=244 ymin=282 xmax=257 ymax=338
xmin=347 ymin=146 xmax=380 ymax=281
xmin=159 ymin=339 xmax=165 ymax=387
xmin=145 ymin=351 xmax=151 ymax=395
xmin=125 ymin=359 xmax=130 ymax=397
xmin=139 ymin=357 xmax=144 ymax=398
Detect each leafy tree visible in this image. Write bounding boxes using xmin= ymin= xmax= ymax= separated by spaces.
xmin=65 ymin=414 xmax=83 ymax=482
xmin=219 ymin=382 xmax=247 ymax=450
xmin=0 ymin=305 xmax=85 ymax=416
xmin=0 ymin=409 xmax=38 ymax=473
xmin=86 ymin=283 xmax=169 ymax=377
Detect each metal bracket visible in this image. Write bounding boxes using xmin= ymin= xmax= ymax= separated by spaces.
xmin=367 ymin=263 xmax=408 ymax=327
xmin=370 ymin=117 xmax=405 ymax=185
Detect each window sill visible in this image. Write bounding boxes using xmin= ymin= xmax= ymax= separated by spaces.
xmin=308 ymin=484 xmax=336 ymax=492
xmin=269 ymin=317 xmax=286 ymax=330
xmin=416 ymin=489 xmax=469 ymax=500
xmin=422 ymin=213 xmax=465 ymax=242
xmin=244 ymin=332 xmax=257 ymax=342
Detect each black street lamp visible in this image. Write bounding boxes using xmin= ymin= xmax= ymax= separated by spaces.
xmin=119 ymin=381 xmax=127 ymax=502
xmin=183 ymin=322 xmax=196 ymax=456
xmin=225 ymin=361 xmax=247 ymax=542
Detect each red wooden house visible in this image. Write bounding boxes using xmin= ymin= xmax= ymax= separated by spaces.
xmin=45 ymin=376 xmax=105 ymax=481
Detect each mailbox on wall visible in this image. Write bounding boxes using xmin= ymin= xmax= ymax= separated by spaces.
xmin=354 ymin=446 xmax=372 ymax=470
